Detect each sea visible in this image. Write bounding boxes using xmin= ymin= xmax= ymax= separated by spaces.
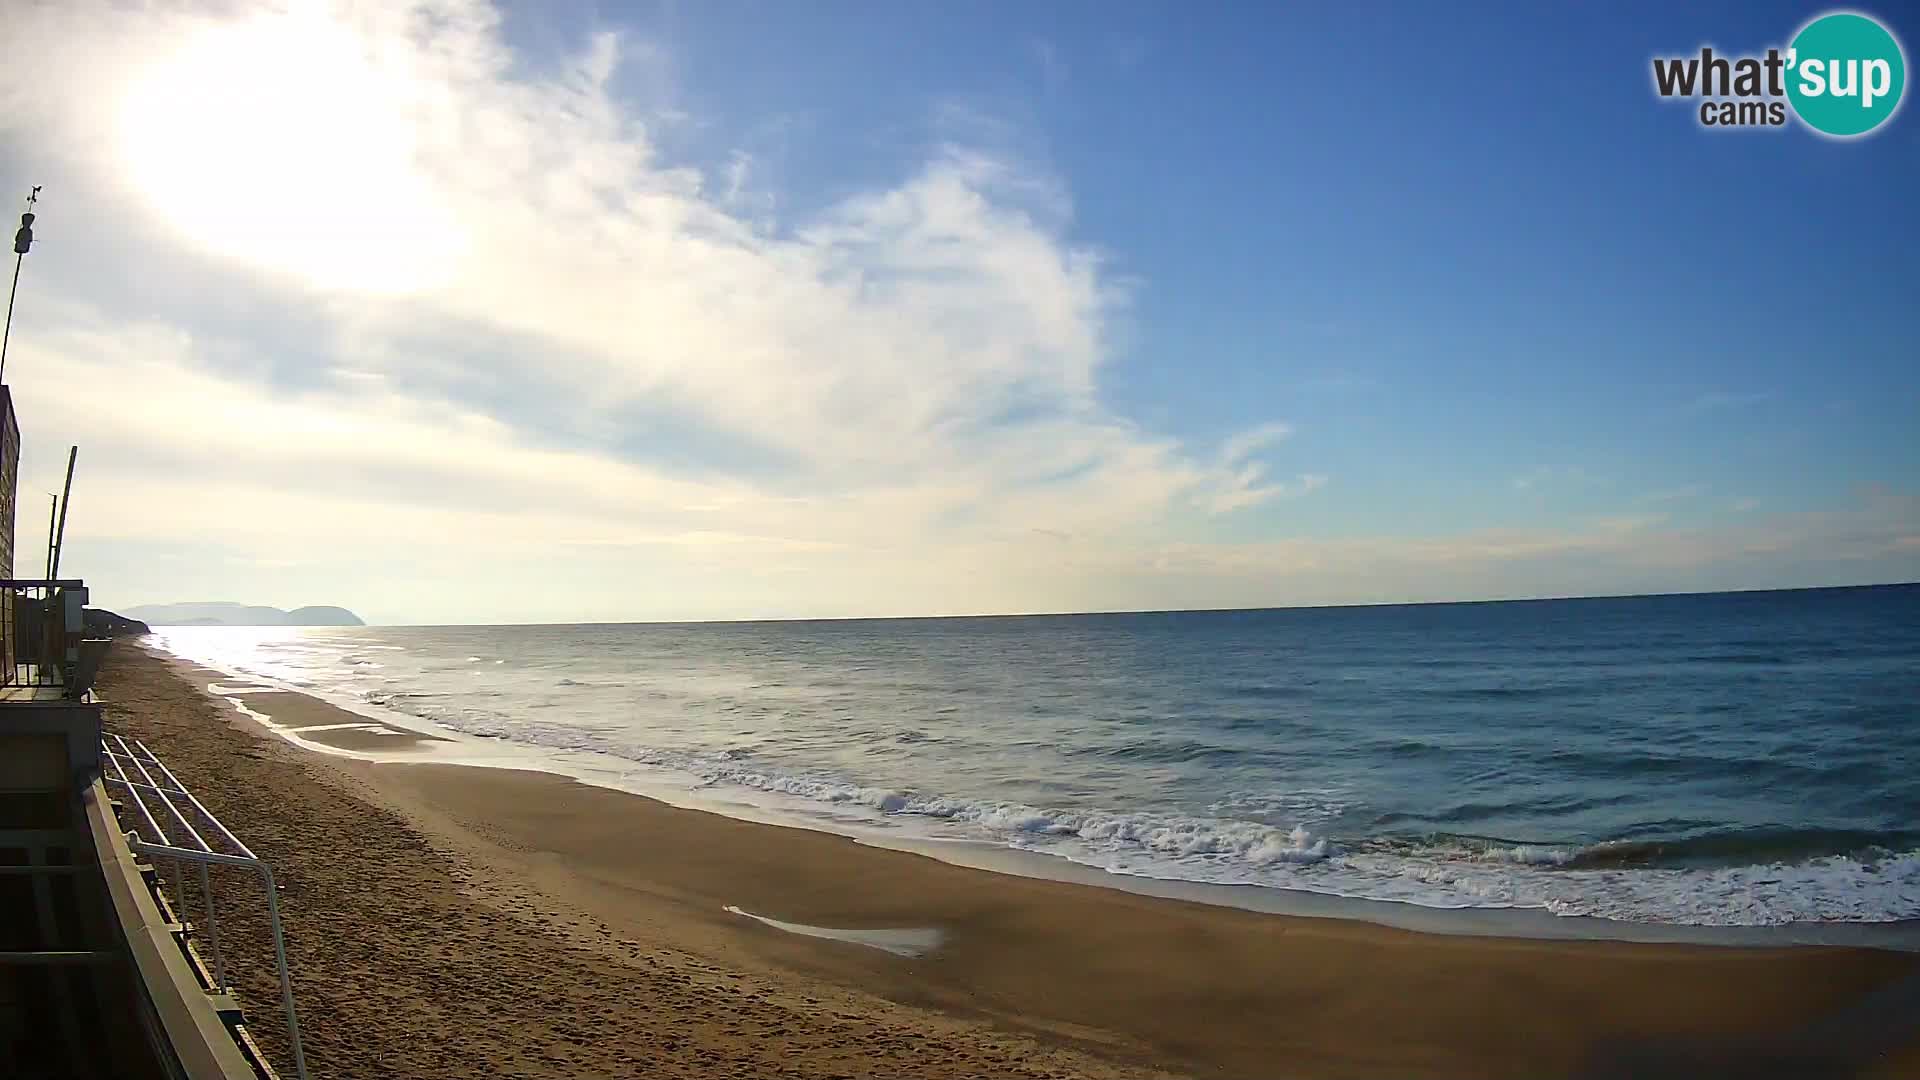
xmin=147 ymin=584 xmax=1920 ymax=929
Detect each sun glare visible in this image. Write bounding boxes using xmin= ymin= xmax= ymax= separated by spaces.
xmin=118 ymin=13 xmax=463 ymax=294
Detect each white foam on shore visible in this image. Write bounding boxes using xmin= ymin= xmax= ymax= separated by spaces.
xmin=226 ymin=697 xmax=275 ymax=728
xmin=723 ymin=906 xmax=943 ymax=957
xmin=208 ymin=682 xmax=282 ymax=696
xmin=282 ymin=721 xmax=413 ymax=735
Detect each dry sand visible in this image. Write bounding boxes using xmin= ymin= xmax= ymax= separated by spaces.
xmin=96 ymin=645 xmax=1920 ymax=1080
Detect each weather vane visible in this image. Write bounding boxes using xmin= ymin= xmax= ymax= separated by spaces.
xmin=2 ymin=185 xmax=43 ymax=384
xmin=14 ymin=188 xmax=37 ymax=253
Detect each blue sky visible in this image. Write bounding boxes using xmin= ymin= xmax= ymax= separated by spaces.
xmin=584 ymin=0 xmax=1919 ymax=533
xmin=0 ymin=1 xmax=1913 ymax=622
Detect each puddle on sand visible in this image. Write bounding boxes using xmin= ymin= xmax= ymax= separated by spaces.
xmin=723 ymin=906 xmax=943 ymax=958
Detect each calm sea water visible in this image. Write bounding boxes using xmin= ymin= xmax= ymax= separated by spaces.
xmin=150 ymin=585 xmax=1920 ymax=926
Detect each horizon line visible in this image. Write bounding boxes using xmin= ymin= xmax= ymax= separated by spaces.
xmin=126 ymin=579 xmax=1918 ymax=629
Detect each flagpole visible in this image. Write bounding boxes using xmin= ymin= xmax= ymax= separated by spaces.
xmin=0 ymin=186 xmax=42 ymax=386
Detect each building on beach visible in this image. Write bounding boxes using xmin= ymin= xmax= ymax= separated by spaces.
xmin=0 ymin=359 xmax=299 ymax=1072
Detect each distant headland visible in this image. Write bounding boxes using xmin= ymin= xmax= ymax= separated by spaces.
xmin=121 ymin=602 xmax=366 ymax=627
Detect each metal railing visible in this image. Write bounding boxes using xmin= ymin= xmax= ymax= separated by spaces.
xmin=101 ymin=733 xmax=308 ymax=1080
xmin=0 ymin=577 xmax=99 ymax=693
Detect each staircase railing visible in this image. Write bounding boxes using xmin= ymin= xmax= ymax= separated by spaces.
xmin=101 ymin=733 xmax=308 ymax=1080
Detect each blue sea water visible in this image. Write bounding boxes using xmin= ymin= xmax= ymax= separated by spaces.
xmin=151 ymin=584 xmax=1920 ymax=927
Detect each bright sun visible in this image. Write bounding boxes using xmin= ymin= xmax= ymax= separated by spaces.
xmin=118 ymin=12 xmax=464 ymax=294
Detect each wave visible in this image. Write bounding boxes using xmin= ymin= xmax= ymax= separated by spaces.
xmin=1355 ymin=825 xmax=1918 ymax=870
xmin=1538 ymin=747 xmax=1885 ymax=787
xmin=683 ymin=763 xmax=1333 ymax=863
xmin=1562 ymin=827 xmax=1915 ymax=868
xmin=689 ymin=759 xmax=1920 ymax=924
xmin=1071 ymin=738 xmax=1257 ymax=766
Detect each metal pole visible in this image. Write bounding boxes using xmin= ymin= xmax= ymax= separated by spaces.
xmin=50 ymin=446 xmax=75 ymax=579
xmin=196 ymin=863 xmax=228 ymax=992
xmin=44 ymin=494 xmax=56 ymax=579
xmin=173 ymin=856 xmax=189 ymax=940
xmin=1 ymin=186 xmax=39 ymax=385
xmin=0 ymin=252 xmax=22 ymax=385
xmin=257 ymin=863 xmax=308 ymax=1080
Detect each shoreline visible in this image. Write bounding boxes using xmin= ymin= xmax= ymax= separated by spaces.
xmin=170 ymin=643 xmax=1920 ymax=953
xmin=100 ymin=643 xmax=1920 ymax=1079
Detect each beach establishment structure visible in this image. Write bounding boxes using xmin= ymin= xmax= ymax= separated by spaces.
xmin=0 ymin=380 xmax=302 ymax=1076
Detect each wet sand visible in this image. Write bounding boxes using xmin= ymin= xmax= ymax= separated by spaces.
xmin=98 ymin=645 xmax=1920 ymax=1079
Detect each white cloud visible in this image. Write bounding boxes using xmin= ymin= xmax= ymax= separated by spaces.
xmin=1219 ymin=422 xmax=1292 ymax=464
xmin=0 ymin=0 xmax=1326 ymax=619
xmin=1200 ymin=470 xmax=1325 ymax=515
xmin=1193 ymin=424 xmax=1319 ymax=514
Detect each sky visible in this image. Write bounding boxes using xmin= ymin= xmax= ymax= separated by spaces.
xmin=0 ymin=0 xmax=1913 ymax=624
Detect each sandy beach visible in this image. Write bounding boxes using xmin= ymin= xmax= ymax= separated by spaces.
xmin=95 ymin=644 xmax=1920 ymax=1080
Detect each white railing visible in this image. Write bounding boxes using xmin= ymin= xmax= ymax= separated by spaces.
xmin=100 ymin=733 xmax=308 ymax=1080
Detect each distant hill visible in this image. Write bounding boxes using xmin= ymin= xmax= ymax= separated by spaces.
xmin=122 ymin=602 xmax=366 ymax=627
xmin=287 ymin=606 xmax=365 ymax=626
xmin=83 ymin=608 xmax=151 ymax=636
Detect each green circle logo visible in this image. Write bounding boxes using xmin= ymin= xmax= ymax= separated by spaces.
xmin=1787 ymin=12 xmax=1906 ymax=137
